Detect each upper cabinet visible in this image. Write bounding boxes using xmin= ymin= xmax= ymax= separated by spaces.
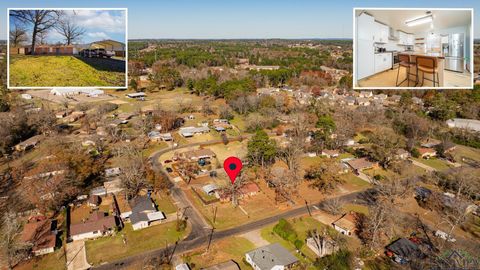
xmin=398 ymin=31 xmax=414 ymax=45
xmin=357 ymin=13 xmax=375 ymax=41
xmin=374 ymin=22 xmax=389 ymax=44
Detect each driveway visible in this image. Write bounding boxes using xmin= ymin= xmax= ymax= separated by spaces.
xmin=66 ymin=241 xmax=91 ymax=270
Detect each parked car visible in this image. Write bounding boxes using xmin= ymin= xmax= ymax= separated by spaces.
xmin=94 ymin=48 xmax=115 ymax=58
xmin=81 ymin=49 xmax=97 ymax=58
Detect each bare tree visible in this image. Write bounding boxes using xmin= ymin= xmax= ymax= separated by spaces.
xmin=55 ymin=16 xmax=85 ymax=45
xmin=118 ymin=147 xmax=148 ymax=199
xmin=0 ymin=211 xmax=31 ymax=269
xmin=10 ymin=10 xmax=61 ymax=54
xmin=320 ymin=198 xmax=345 ymax=215
xmin=9 ymin=23 xmax=28 ymax=47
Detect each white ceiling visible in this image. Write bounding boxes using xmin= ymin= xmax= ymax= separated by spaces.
xmin=356 ymin=9 xmax=471 ymax=34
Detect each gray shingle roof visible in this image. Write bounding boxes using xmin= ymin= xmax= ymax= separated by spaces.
xmin=246 ymin=243 xmax=298 ymax=269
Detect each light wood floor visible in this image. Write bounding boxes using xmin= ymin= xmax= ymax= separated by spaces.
xmin=357 ymin=68 xmax=472 ymax=88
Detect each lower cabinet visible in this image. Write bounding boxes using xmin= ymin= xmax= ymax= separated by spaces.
xmin=374 ymin=53 xmax=392 ymax=73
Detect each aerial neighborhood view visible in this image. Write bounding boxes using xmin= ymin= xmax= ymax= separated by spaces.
xmin=0 ymin=1 xmax=479 ymax=270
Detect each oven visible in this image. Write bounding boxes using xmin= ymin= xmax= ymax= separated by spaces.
xmin=392 ymin=51 xmax=399 ymax=69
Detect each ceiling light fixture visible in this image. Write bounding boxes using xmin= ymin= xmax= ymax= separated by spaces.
xmin=405 ymin=13 xmax=433 ymax=27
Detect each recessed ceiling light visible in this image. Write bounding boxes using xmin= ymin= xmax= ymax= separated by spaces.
xmin=405 ymin=12 xmax=433 ymax=27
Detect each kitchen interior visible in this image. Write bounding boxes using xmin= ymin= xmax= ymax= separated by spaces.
xmin=355 ymin=9 xmax=473 ymax=88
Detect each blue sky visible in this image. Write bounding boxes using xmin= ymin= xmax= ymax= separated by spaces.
xmin=8 ymin=9 xmax=125 ymax=44
xmin=1 ymin=0 xmax=479 ymax=39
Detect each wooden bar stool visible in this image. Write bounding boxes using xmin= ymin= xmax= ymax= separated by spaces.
xmin=416 ymin=56 xmax=439 ymax=87
xmin=396 ymin=54 xmax=417 ymax=87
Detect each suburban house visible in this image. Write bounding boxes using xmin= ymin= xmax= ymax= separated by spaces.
xmin=70 ymin=211 xmax=117 ymax=241
xmin=179 ymin=148 xmax=216 ymax=161
xmin=148 ymin=131 xmax=173 ymax=142
xmin=128 ymin=196 xmax=166 ymax=230
xmin=21 ymin=217 xmax=56 ymax=256
xmin=385 ymin=238 xmax=425 ymax=264
xmin=245 ymin=243 xmax=298 ymax=270
xmin=395 ymin=149 xmax=410 ymax=160
xmin=345 ymin=158 xmax=377 ymax=173
xmin=418 ymin=148 xmax=437 ymax=159
xmin=201 ymin=260 xmax=240 ymax=270
xmin=331 ymin=212 xmax=357 ymax=236
xmin=220 ymin=182 xmax=260 ymax=203
xmin=306 ymin=235 xmax=339 ymax=258
xmin=50 ymin=88 xmax=104 ymax=97
xmin=15 ymin=135 xmax=43 ymax=151
xmin=115 ymin=193 xmax=132 ymax=220
xmin=321 ymin=149 xmax=340 ymax=158
xmin=126 ymin=92 xmax=146 ymax=99
xmin=179 ymin=126 xmax=210 ymax=137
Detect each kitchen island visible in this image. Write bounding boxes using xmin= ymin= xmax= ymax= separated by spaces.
xmin=400 ymin=52 xmax=445 ymax=87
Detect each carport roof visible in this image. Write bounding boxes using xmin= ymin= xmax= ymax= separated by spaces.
xmin=90 ymin=39 xmax=125 ymax=50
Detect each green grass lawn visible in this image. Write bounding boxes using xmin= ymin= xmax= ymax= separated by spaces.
xmin=142 ymin=142 xmax=169 ymax=157
xmin=85 ymin=222 xmax=188 ymax=265
xmin=260 ymin=216 xmax=330 ymax=264
xmin=413 ymin=158 xmax=452 ymax=171
xmin=152 ymin=192 xmax=177 ymax=214
xmin=183 ymin=236 xmax=255 ymax=269
xmin=16 ymin=250 xmax=66 ymax=270
xmin=9 ymin=55 xmax=125 ymax=87
xmin=340 ymin=173 xmax=370 ymax=189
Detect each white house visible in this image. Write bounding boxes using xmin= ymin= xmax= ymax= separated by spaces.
xmin=179 ymin=126 xmax=210 ymax=137
xmin=331 ymin=213 xmax=356 ymax=236
xmin=129 ymin=196 xmax=166 ymax=230
xmin=245 ymin=243 xmax=298 ymax=270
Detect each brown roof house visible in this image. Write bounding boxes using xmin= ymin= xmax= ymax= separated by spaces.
xmin=345 ymin=158 xmax=377 ymax=173
xmin=15 ymin=135 xmax=43 ymax=151
xmin=418 ymin=148 xmax=437 ymax=159
xmin=331 ymin=212 xmax=357 ymax=236
xmin=70 ymin=211 xmax=117 ymax=241
xmin=180 ymin=148 xmax=216 ymax=161
xmin=21 ymin=217 xmax=56 ymax=256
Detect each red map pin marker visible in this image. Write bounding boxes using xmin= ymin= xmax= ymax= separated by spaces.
xmin=223 ymin=156 xmax=243 ymax=184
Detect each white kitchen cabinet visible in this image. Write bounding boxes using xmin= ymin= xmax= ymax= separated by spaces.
xmin=398 ymin=31 xmax=414 ymax=45
xmin=374 ymin=22 xmax=388 ymax=44
xmin=374 ymin=53 xmax=392 ymax=73
xmin=356 ymin=13 xmax=375 ymax=80
xmin=407 ymin=34 xmax=414 ymax=45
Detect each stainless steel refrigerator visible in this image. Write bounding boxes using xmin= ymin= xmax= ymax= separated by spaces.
xmin=442 ymin=33 xmax=464 ymax=73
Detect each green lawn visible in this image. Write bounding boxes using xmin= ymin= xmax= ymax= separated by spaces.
xmin=152 ymin=192 xmax=177 ymax=214
xmin=9 ymin=55 xmax=125 ymax=87
xmin=183 ymin=237 xmax=255 ymax=269
xmin=413 ymin=158 xmax=452 ymax=171
xmin=85 ymin=222 xmax=188 ymax=265
xmin=341 ymin=173 xmax=370 ymax=189
xmin=260 ymin=216 xmax=331 ymax=264
xmin=16 ymin=249 xmax=65 ymax=270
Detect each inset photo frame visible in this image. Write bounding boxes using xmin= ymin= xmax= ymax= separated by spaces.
xmin=7 ymin=8 xmax=128 ymax=89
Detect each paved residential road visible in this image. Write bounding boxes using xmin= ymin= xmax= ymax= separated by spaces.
xmin=93 ymin=191 xmax=362 ymax=270
xmin=92 ymin=135 xmax=360 ymax=270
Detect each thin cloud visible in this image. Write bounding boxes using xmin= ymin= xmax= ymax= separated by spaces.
xmin=87 ymin=31 xmax=111 ymax=40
